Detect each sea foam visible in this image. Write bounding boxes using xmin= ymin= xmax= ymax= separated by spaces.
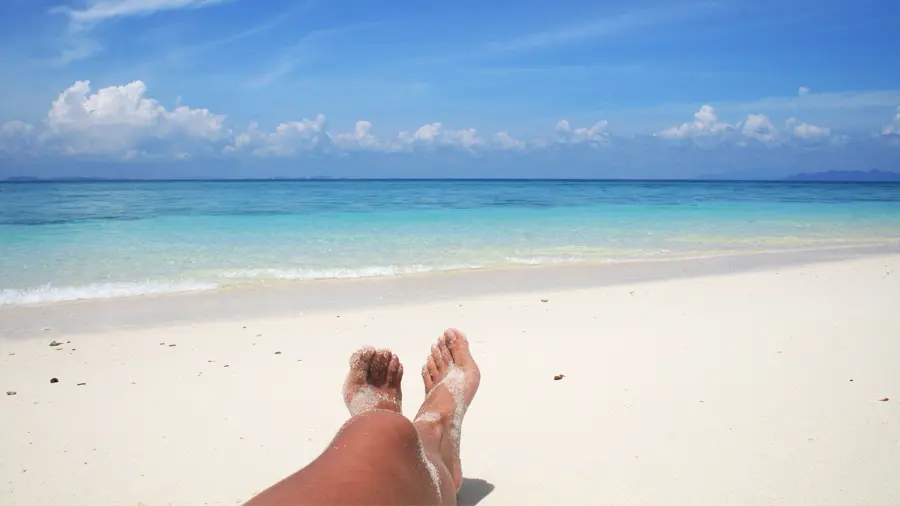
xmin=0 ymin=280 xmax=219 ymax=306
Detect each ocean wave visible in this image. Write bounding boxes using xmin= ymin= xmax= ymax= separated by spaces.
xmin=219 ymin=263 xmax=485 ymax=280
xmin=0 ymin=280 xmax=220 ymax=306
xmin=505 ymin=256 xmax=585 ymax=265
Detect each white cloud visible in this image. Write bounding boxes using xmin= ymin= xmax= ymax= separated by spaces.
xmin=657 ymin=105 xmax=733 ymax=139
xmin=492 ymin=131 xmax=526 ymax=150
xmin=659 ymin=106 xmax=844 ymax=146
xmin=786 ymin=117 xmax=831 ymax=140
xmin=740 ymin=114 xmax=776 ymax=143
xmin=798 ymin=86 xmax=810 ymax=96
xmin=556 ymin=119 xmax=610 ymax=145
xmin=332 ymin=120 xmax=380 ymax=150
xmin=397 ymin=122 xmax=484 ymax=150
xmin=39 ymin=80 xmax=227 ymax=155
xmin=230 ymin=114 xmax=328 ymax=156
xmin=882 ymin=107 xmax=900 ymax=136
xmin=57 ymin=0 xmax=228 ymax=25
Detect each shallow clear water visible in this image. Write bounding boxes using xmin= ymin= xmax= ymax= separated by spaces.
xmin=2 ymin=180 xmax=899 ymax=305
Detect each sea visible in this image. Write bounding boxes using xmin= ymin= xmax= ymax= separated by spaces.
xmin=2 ymin=180 xmax=899 ymax=306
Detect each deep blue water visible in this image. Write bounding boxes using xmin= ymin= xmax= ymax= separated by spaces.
xmin=2 ymin=180 xmax=899 ymax=305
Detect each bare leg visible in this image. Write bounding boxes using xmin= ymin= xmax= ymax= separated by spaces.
xmin=243 ymin=330 xmax=481 ymax=506
xmin=244 ymin=348 xmax=446 ymax=506
xmin=413 ymin=329 xmax=482 ymax=494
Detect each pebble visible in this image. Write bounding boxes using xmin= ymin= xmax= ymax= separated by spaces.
xmin=275 ymin=351 xmax=282 ymax=355
xmin=541 ymin=299 xmax=548 ymax=303
xmin=77 ymin=383 xmax=86 ymax=386
xmin=50 ymin=378 xmax=59 ymax=384
xmin=6 ymin=391 xmax=15 ymax=396
xmin=49 ymin=341 xmax=63 ymax=347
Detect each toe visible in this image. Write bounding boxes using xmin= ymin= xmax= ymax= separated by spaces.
xmin=422 ymin=364 xmax=433 ymax=391
xmin=426 ymin=354 xmax=440 ymax=382
xmin=386 ymin=352 xmax=401 ymax=387
xmin=445 ymin=328 xmax=471 ymax=362
xmin=369 ymin=349 xmax=390 ymax=386
xmin=431 ymin=343 xmax=447 ymax=373
xmin=437 ymin=336 xmax=453 ymax=365
xmin=398 ymin=363 xmax=404 ymax=383
xmin=348 ymin=346 xmax=375 ymax=383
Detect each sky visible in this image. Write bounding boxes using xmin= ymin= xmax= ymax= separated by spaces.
xmin=0 ymin=0 xmax=898 ymax=179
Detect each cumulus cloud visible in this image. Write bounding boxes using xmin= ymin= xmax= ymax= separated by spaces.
xmin=397 ymin=123 xmax=484 ymax=150
xmin=331 ymin=120 xmax=380 ymax=150
xmin=39 ymin=80 xmax=227 ymax=155
xmin=657 ymin=105 xmax=733 ymax=139
xmin=882 ymin=107 xmax=900 ymax=136
xmin=798 ymin=86 xmax=811 ymax=96
xmin=556 ymin=119 xmax=610 ymax=145
xmin=229 ymin=114 xmax=328 ymax=156
xmin=786 ymin=117 xmax=831 ymax=140
xmin=740 ymin=114 xmax=776 ymax=143
xmin=492 ymin=131 xmax=526 ymax=150
xmin=658 ymin=105 xmax=846 ymax=147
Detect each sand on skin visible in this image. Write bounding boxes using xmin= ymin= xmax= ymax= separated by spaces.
xmin=1 ymin=255 xmax=899 ymax=505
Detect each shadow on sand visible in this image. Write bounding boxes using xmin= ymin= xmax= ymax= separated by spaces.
xmin=457 ymin=478 xmax=495 ymax=506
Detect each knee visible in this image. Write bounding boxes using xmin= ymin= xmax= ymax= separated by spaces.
xmin=341 ymin=410 xmax=420 ymax=448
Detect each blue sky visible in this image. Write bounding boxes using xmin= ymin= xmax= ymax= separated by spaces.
xmin=0 ymin=0 xmax=898 ymax=178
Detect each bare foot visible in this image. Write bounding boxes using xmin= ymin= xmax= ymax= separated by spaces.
xmin=413 ymin=328 xmax=481 ymax=492
xmin=342 ymin=347 xmax=404 ymax=416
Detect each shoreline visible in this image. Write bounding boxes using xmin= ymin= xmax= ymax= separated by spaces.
xmin=2 ymin=243 xmax=897 ymax=337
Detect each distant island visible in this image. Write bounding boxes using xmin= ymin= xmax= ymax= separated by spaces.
xmin=784 ymin=170 xmax=900 ymax=182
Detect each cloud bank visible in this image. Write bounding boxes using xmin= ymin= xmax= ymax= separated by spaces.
xmin=0 ymin=80 xmax=896 ymax=161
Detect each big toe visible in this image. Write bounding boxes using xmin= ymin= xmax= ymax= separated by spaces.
xmin=444 ymin=328 xmax=474 ymax=365
xmin=347 ymin=346 xmax=376 ymax=385
xmin=368 ymin=349 xmax=393 ymax=386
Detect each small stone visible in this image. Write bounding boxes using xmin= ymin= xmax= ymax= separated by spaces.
xmin=49 ymin=341 xmax=63 ymax=347
xmin=6 ymin=391 xmax=15 ymax=396
xmin=169 ymin=344 xmax=176 ymax=347
xmin=256 ymin=334 xmax=262 ymax=337
xmin=8 ymin=353 xmax=14 ymax=356
xmin=224 ymin=365 xmax=230 ymax=368
xmin=77 ymin=383 xmax=86 ymax=386
xmin=554 ymin=374 xmax=565 ymax=381
xmin=541 ymin=299 xmax=548 ymax=303
xmin=275 ymin=351 xmax=282 ymax=355
xmin=160 ymin=343 xmax=165 ymax=346
xmin=50 ymin=378 xmax=59 ymax=384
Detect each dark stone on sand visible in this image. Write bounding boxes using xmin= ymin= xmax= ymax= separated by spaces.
xmin=541 ymin=299 xmax=548 ymax=303
xmin=50 ymin=378 xmax=59 ymax=384
xmin=224 ymin=365 xmax=230 ymax=368
xmin=169 ymin=344 xmax=176 ymax=347
xmin=49 ymin=341 xmax=63 ymax=347
xmin=275 ymin=352 xmax=282 ymax=355
xmin=77 ymin=383 xmax=86 ymax=386
xmin=6 ymin=391 xmax=15 ymax=396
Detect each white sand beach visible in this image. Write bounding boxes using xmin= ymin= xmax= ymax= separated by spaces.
xmin=1 ymin=253 xmax=899 ymax=506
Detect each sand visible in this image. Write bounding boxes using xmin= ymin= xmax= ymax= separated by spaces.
xmin=1 ymin=253 xmax=899 ymax=505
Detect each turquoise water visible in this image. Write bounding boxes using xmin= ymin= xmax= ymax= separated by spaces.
xmin=2 ymin=180 xmax=899 ymax=305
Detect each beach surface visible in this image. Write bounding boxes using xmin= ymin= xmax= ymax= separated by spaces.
xmin=1 ymin=253 xmax=899 ymax=505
